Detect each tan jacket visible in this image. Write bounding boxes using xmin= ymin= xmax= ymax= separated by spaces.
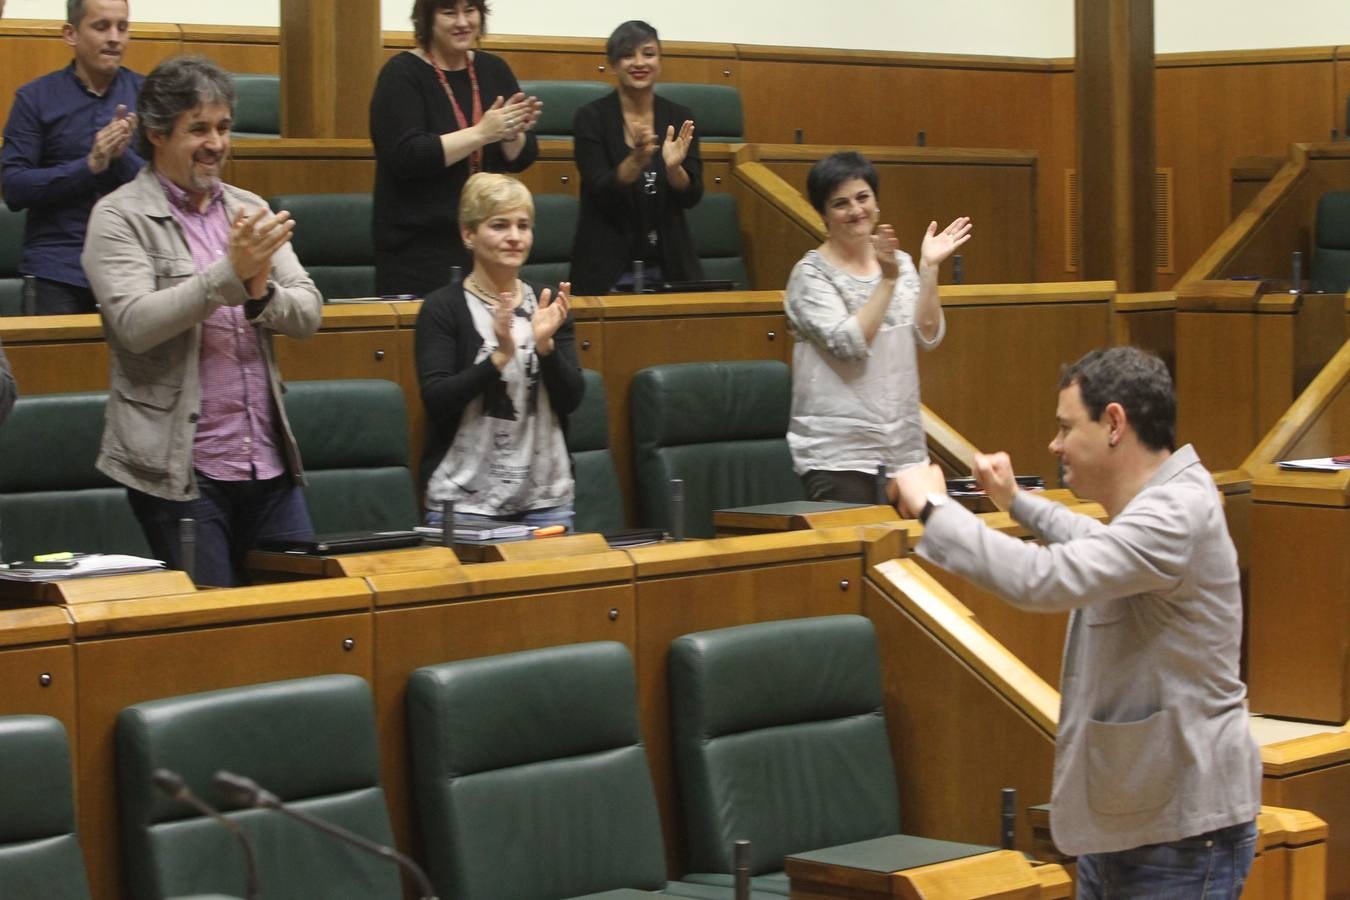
xmin=82 ymin=166 xmax=322 ymax=500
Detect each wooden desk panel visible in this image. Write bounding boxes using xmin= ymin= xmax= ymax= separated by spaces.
xmin=0 ymin=641 xmax=77 ymax=741
xmin=1262 ymin=740 xmax=1350 ymax=898
xmin=3 ymin=340 xmax=109 ymax=396
xmin=75 ymin=611 xmax=374 ymax=900
xmin=372 ymin=583 xmax=635 ymax=859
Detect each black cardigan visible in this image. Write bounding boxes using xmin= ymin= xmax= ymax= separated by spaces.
xmin=413 ymin=280 xmax=584 ymax=493
xmin=369 ymin=50 xmax=539 ymax=296
xmin=568 ymin=91 xmax=704 ymax=295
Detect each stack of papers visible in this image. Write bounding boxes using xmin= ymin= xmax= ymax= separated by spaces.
xmin=0 ymin=554 xmax=166 ymax=582
xmin=1276 ymin=456 xmax=1350 ymax=473
xmin=415 ymin=516 xmax=535 ymax=543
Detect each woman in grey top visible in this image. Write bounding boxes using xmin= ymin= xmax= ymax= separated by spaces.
xmin=784 ymin=151 xmax=972 ymax=503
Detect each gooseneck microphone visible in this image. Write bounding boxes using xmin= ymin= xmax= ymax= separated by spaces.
xmin=213 ymin=770 xmax=438 ymax=900
xmin=151 ymin=768 xmax=261 ymax=900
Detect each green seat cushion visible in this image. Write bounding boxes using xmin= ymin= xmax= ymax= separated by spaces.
xmin=654 ymin=84 xmax=743 ymax=142
xmin=266 ymin=194 xmax=375 ymax=301
xmin=1 ymin=206 xmax=28 ymax=315
xmin=568 ymin=370 xmax=625 ymax=533
xmin=521 ymin=193 xmax=579 ymax=288
xmin=1312 ymin=190 xmax=1350 ymax=293
xmin=520 ymin=80 xmax=611 ymax=139
xmin=231 ymin=74 xmax=280 ymax=137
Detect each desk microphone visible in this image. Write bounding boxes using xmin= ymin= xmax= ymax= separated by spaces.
xmin=152 ymin=768 xmax=261 ymax=900
xmin=669 ymin=479 xmax=685 ymax=542
xmin=632 ymin=259 xmax=645 ymax=294
xmin=179 ymin=517 xmax=196 ymax=583
xmin=733 ymin=839 xmax=751 ymax=900
xmin=213 ymin=770 xmax=438 ymax=900
xmin=1000 ymin=787 xmax=1016 ymax=850
xmin=1290 ymin=250 xmax=1303 ymax=295
xmin=953 ymin=253 xmax=965 ymax=285
xmin=874 ymin=463 xmax=888 ymax=505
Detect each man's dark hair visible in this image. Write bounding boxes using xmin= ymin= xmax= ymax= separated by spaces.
xmin=806 ymin=151 xmax=880 ymax=217
xmin=136 ymin=56 xmax=235 ymax=159
xmin=1060 ymin=346 xmax=1176 ymax=452
xmin=66 ymin=0 xmax=89 ymax=26
xmin=605 ymin=20 xmax=659 ymax=65
xmin=411 ymin=0 xmax=491 ymax=50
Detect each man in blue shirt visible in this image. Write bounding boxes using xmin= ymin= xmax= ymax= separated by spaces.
xmin=1 ymin=0 xmax=143 ymax=314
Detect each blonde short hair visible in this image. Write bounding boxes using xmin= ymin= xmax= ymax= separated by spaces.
xmin=459 ymin=173 xmax=534 ymax=234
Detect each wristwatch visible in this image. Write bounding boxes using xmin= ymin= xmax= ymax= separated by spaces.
xmin=918 ymin=491 xmax=949 ymax=524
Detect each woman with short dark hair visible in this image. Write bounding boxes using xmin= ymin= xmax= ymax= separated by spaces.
xmin=568 ymin=20 xmax=703 ymax=295
xmin=786 ymin=150 xmax=972 ymax=503
xmin=369 ymin=0 xmax=542 ymax=298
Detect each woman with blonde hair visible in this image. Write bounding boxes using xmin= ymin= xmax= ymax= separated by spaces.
xmin=415 ymin=173 xmax=583 ymax=529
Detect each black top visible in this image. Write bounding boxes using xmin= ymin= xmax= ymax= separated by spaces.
xmin=369 ymin=50 xmax=538 ymax=297
xmin=568 ymin=91 xmax=704 ymax=295
xmin=413 ymin=279 xmax=584 ymax=492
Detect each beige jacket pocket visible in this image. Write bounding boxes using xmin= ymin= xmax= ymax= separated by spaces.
xmin=1085 ymin=708 xmax=1178 ymax=815
xmin=107 ymin=380 xmax=181 ymax=475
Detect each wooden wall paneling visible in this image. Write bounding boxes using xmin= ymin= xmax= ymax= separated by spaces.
xmin=370 ymin=578 xmax=636 ymax=862
xmin=73 ymin=594 xmax=374 ymax=900
xmin=178 ymin=25 xmax=279 ymax=73
xmin=730 ymin=156 xmax=822 ymax=292
xmin=1285 ymin=359 xmax=1350 ymax=461
xmin=1248 ymin=501 xmax=1350 ymax=724
xmin=484 ymin=37 xmax=736 ymax=85
xmin=597 ymin=296 xmax=790 ymax=526
xmin=279 ymin=0 xmax=381 ymax=139
xmin=1042 ymin=71 xmax=1077 ymax=284
xmin=225 ymin=151 xmax=376 ymax=199
xmin=631 ymin=545 xmax=863 ymax=870
xmin=1175 ymin=307 xmax=1258 ymax=472
xmin=1229 ymin=155 xmax=1284 ymax=223
xmin=1 ymin=339 xmax=109 ymax=395
xmin=916 ymin=285 xmax=1114 ymax=486
xmin=1111 ymin=292 xmax=1176 ymax=373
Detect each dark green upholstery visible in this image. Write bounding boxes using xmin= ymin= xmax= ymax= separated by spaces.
xmin=0 ymin=715 xmax=92 ymax=900
xmin=669 ymin=615 xmax=901 ymax=893
xmin=519 ymin=80 xmax=611 ymax=140
xmin=0 ymin=391 xmax=151 ymax=561
xmin=686 ymin=194 xmax=749 ymax=290
xmin=1311 ymin=190 xmax=1350 ymax=294
xmin=116 ymin=674 xmax=402 ymax=900
xmin=653 ymin=84 xmax=743 ymax=142
xmin=281 ymin=379 xmax=420 ymax=532
xmin=521 ymin=193 xmax=580 ymax=287
xmin=567 ymin=369 xmax=625 ymax=533
xmin=230 ymin=74 xmax=280 ymax=138
xmin=0 ymin=205 xmax=26 ymax=316
xmin=630 ymin=361 xmax=802 ymax=536
xmin=267 ymin=194 xmax=375 ymax=300
xmin=406 ymin=642 xmax=674 ymax=900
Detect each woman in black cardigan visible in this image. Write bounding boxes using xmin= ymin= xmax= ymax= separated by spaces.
xmin=415 ymin=173 xmax=584 ymax=530
xmin=568 ymin=20 xmax=704 ymax=295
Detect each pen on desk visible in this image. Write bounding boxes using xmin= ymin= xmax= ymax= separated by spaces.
xmin=533 ymin=525 xmax=566 ymax=538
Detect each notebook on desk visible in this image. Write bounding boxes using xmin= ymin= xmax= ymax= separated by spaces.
xmin=257 ymin=530 xmax=423 ymax=555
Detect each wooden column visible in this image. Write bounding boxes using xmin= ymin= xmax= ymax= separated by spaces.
xmin=279 ymin=0 xmax=381 ymax=138
xmin=1075 ymin=0 xmax=1155 ymax=292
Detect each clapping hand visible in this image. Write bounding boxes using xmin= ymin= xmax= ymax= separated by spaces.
xmin=871 ymin=224 xmax=902 ymax=281
xmin=919 ymin=216 xmax=973 ymax=269
xmin=661 ymin=119 xmax=695 ymax=170
xmin=480 ymin=94 xmax=538 ymax=143
xmin=626 ymin=120 xmax=658 ymax=165
xmin=489 ymin=294 xmax=516 ymax=369
xmin=88 ymin=104 xmax=137 ymax=174
xmin=228 ymin=207 xmax=295 ymax=298
xmin=972 ymin=451 xmax=1017 ymax=512
xmin=533 ymin=282 xmax=571 ymax=354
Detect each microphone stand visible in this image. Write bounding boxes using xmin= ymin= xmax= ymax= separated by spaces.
xmin=152 ymin=768 xmax=261 ymax=900
xmin=214 ymin=770 xmax=438 ymax=900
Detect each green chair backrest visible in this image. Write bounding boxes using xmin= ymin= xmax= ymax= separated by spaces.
xmin=686 ymin=193 xmax=750 ymax=290
xmin=116 ymin=675 xmax=402 ymax=900
xmin=630 ymin=361 xmax=802 ymax=536
xmin=231 ymin=73 xmax=280 ymax=138
xmin=669 ymin=615 xmax=900 ymax=878
xmin=566 ymin=369 xmax=625 ymax=533
xmin=267 ymin=193 xmax=375 ymax=301
xmin=520 ymin=193 xmax=579 ymax=287
xmin=406 ymin=642 xmax=669 ymax=900
xmin=281 ymin=379 xmax=420 ymax=532
xmin=1312 ymin=190 xmax=1350 ymax=294
xmin=0 ymin=391 xmax=151 ymax=561
xmin=0 ymin=205 xmax=27 ymax=316
xmin=519 ymin=80 xmax=611 ymax=139
xmin=0 ymin=715 xmax=92 ymax=900
xmin=654 ymin=83 xmax=744 ymax=142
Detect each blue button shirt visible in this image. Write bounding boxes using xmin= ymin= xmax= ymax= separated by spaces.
xmin=1 ymin=63 xmax=145 ymax=288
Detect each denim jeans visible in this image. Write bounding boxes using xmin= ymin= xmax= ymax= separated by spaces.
xmin=1076 ymin=820 xmax=1258 ymax=899
xmin=127 ymin=471 xmax=313 ymax=588
xmin=425 ymin=502 xmax=575 ymax=532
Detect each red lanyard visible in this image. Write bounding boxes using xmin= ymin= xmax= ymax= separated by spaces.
xmin=427 ymin=51 xmax=483 ymax=173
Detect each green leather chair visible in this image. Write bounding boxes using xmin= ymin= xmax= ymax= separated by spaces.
xmin=231 ymin=73 xmax=280 ymax=139
xmin=1311 ymin=190 xmax=1350 ymax=294
xmin=567 ymin=369 xmax=625 ymax=534
xmin=519 ymin=80 xmax=611 ymax=140
xmin=0 ymin=205 xmax=27 ymax=316
xmin=686 ymin=194 xmax=749 ymax=290
xmin=116 ymin=674 xmax=403 ymax=900
xmin=630 ymin=361 xmax=803 ymax=537
xmin=0 ymin=715 xmax=92 ymax=900
xmin=0 ymin=391 xmax=151 ymax=561
xmin=521 ymin=193 xmax=580 ymax=287
xmin=653 ymin=84 xmax=743 ymax=143
xmin=281 ymin=379 xmax=420 ymax=533
xmin=267 ymin=193 xmax=376 ymax=300
xmin=669 ymin=616 xmax=992 ymax=895
xmin=407 ymin=642 xmax=770 ymax=900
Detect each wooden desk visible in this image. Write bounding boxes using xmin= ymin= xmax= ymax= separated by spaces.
xmin=714 ymin=501 xmax=900 ymax=535
xmin=246 ymin=545 xmax=459 ymax=581
xmin=787 ymin=836 xmax=1070 ymax=899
